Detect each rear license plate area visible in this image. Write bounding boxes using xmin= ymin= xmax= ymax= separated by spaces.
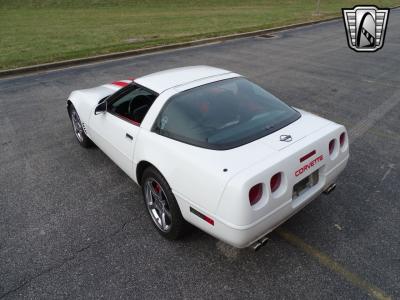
xmin=293 ymin=170 xmax=319 ymax=199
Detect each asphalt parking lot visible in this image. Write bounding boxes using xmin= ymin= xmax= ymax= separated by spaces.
xmin=1 ymin=10 xmax=399 ymax=299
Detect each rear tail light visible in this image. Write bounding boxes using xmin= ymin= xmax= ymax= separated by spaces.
xmin=340 ymin=132 xmax=346 ymax=147
xmin=270 ymin=172 xmax=282 ymax=193
xmin=249 ymin=183 xmax=263 ymax=206
xmin=329 ymin=139 xmax=336 ymax=155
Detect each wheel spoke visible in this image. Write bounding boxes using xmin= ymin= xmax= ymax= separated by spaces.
xmin=149 ymin=182 xmax=162 ymax=202
xmin=147 ymin=181 xmax=156 ymax=194
xmin=147 ymin=200 xmax=155 ymax=209
xmin=146 ymin=182 xmax=155 ymax=203
xmin=164 ymin=209 xmax=172 ymax=221
xmin=146 ymin=181 xmax=152 ymax=194
xmin=161 ymin=212 xmax=167 ymax=229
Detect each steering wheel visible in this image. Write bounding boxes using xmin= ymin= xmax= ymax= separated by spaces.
xmin=128 ymin=95 xmax=152 ymax=116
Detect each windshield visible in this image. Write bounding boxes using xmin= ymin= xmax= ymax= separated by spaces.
xmin=154 ymin=77 xmax=300 ymax=150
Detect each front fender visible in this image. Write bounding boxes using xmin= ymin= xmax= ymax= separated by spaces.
xmin=67 ymin=86 xmax=115 ymax=136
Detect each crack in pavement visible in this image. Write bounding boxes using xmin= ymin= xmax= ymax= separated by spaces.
xmin=0 ymin=221 xmax=129 ymax=299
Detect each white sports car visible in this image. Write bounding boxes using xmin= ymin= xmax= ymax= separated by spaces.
xmin=67 ymin=66 xmax=349 ymax=249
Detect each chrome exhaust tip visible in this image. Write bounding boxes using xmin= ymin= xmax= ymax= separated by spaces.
xmin=252 ymin=235 xmax=270 ymax=251
xmin=323 ymin=183 xmax=336 ymax=194
xmin=252 ymin=242 xmax=263 ymax=251
xmin=260 ymin=236 xmax=270 ymax=245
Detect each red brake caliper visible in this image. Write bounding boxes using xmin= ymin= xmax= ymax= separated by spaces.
xmin=154 ymin=182 xmax=161 ymax=193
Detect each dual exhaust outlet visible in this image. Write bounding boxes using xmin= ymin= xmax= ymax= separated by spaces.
xmin=252 ymin=235 xmax=270 ymax=251
xmin=251 ymin=183 xmax=337 ymax=251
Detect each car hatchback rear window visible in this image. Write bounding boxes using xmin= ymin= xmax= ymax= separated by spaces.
xmin=154 ymin=77 xmax=300 ymax=150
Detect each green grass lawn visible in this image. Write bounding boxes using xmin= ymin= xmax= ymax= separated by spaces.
xmin=0 ymin=0 xmax=399 ymax=70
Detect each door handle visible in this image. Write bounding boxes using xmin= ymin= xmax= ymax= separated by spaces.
xmin=126 ymin=133 xmax=133 ymax=140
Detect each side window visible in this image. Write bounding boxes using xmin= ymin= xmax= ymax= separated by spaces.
xmin=109 ymin=86 xmax=156 ymax=124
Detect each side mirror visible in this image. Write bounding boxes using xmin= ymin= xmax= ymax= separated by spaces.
xmin=95 ymin=100 xmax=107 ymax=115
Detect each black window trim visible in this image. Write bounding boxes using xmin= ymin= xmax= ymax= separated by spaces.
xmin=106 ymin=82 xmax=159 ymax=126
xmin=151 ymin=77 xmax=301 ymax=151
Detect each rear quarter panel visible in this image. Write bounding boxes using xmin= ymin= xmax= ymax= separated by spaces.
xmin=133 ymin=129 xmax=234 ymax=214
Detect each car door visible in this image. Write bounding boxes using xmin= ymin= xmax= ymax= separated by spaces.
xmin=88 ymin=84 xmax=157 ymax=179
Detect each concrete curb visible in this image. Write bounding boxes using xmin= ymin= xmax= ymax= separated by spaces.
xmin=0 ymin=16 xmax=352 ymax=78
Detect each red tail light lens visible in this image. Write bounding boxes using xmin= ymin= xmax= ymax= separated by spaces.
xmin=329 ymin=139 xmax=335 ymax=155
xmin=249 ymin=183 xmax=263 ymax=206
xmin=340 ymin=132 xmax=346 ymax=147
xmin=270 ymin=173 xmax=282 ymax=193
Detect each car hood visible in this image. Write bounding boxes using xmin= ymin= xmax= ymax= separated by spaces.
xmin=69 ymin=81 xmax=128 ymax=107
xmin=68 ymin=80 xmax=132 ymax=124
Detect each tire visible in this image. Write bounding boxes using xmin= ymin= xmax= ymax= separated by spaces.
xmin=141 ymin=166 xmax=187 ymax=240
xmin=68 ymin=104 xmax=93 ymax=148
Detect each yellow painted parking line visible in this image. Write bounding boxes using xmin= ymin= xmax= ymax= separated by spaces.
xmin=276 ymin=228 xmax=392 ymax=300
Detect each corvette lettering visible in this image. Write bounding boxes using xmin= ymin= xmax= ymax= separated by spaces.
xmin=295 ymin=155 xmax=324 ymax=176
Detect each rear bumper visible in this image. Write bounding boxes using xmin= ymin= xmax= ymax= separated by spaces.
xmin=178 ymin=154 xmax=349 ymax=248
xmin=219 ymin=154 xmax=348 ymax=248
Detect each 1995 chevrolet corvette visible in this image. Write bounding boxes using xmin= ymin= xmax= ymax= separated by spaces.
xmin=67 ymin=66 xmax=349 ymax=248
